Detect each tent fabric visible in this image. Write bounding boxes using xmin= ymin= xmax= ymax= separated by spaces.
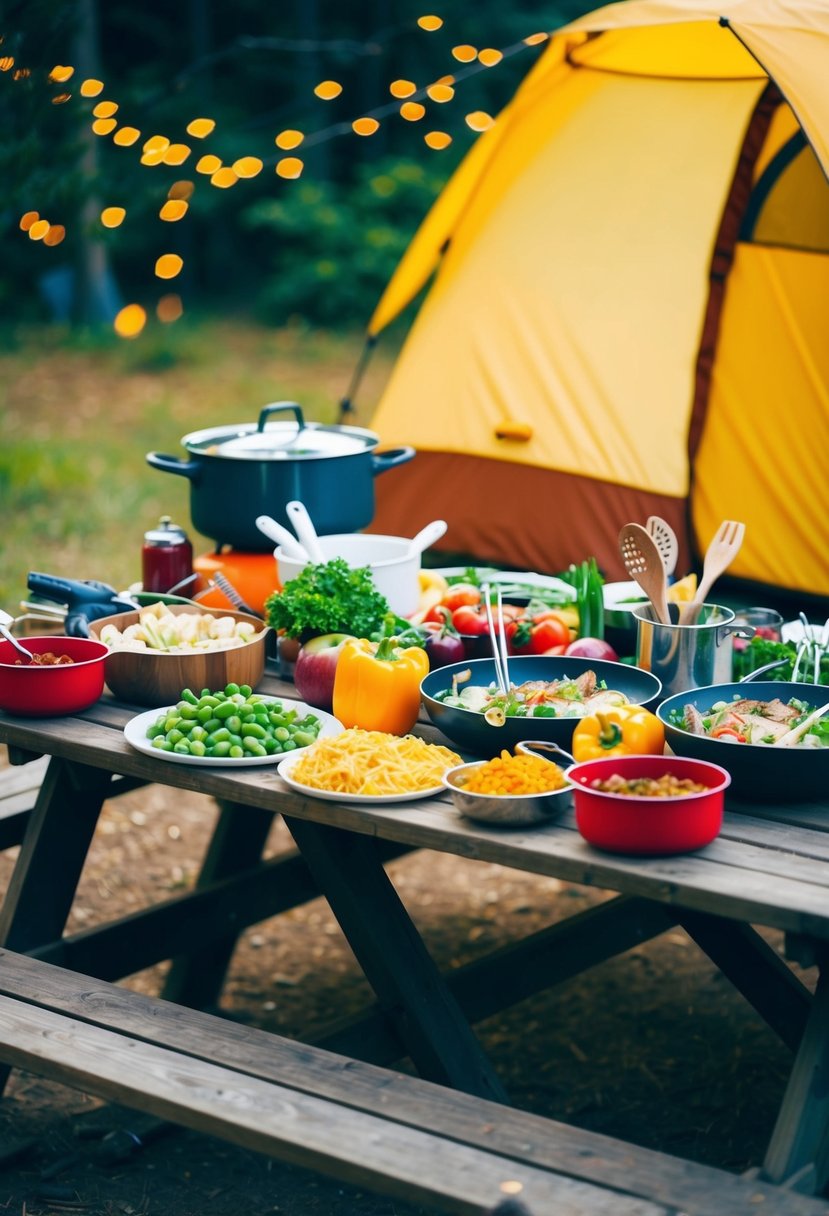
xmin=367 ymin=0 xmax=829 ymax=596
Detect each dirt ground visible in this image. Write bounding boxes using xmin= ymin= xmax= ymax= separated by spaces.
xmin=0 ymin=761 xmax=813 ymax=1216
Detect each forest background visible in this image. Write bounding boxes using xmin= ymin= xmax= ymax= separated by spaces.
xmin=0 ymin=0 xmax=593 ymax=604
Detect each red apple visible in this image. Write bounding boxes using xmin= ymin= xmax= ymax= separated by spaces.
xmin=293 ymin=633 xmax=355 ymax=711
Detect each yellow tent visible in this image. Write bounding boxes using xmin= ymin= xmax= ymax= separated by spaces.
xmin=367 ymin=0 xmax=829 ymax=597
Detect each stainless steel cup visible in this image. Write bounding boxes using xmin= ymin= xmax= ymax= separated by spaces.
xmin=633 ymin=603 xmax=754 ymax=699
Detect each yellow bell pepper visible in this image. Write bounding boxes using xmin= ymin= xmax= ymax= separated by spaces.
xmin=332 ymin=637 xmax=430 ymax=736
xmin=571 ymin=704 xmax=665 ymax=762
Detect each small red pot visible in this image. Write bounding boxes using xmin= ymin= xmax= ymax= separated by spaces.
xmin=568 ymin=754 xmax=731 ymax=856
xmin=0 ymin=636 xmax=108 ymax=717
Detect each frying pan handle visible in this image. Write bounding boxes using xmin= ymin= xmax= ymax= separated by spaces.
xmin=718 ymin=623 xmax=755 ymax=647
xmin=146 ymin=452 xmax=200 ymax=482
xmin=257 ymin=402 xmax=305 ymax=432
xmin=371 ymin=446 xmax=416 ymax=476
xmin=740 ymin=657 xmax=790 ymax=682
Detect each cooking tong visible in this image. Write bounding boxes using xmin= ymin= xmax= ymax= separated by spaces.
xmin=27 ymin=572 xmax=138 ymax=638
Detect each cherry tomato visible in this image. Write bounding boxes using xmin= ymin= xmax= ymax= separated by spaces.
xmin=452 ymin=604 xmax=490 ymax=635
xmin=442 ymin=583 xmax=481 ymax=612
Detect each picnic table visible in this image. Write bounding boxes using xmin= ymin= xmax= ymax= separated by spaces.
xmin=1 ymin=667 xmax=829 ymax=1215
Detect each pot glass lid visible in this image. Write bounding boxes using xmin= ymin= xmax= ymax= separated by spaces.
xmin=183 ymin=421 xmax=377 ymax=460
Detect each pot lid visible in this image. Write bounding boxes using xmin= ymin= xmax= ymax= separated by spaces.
xmin=182 ymin=420 xmax=379 ymax=461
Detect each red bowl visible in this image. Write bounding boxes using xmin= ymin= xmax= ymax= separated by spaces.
xmin=568 ymin=754 xmax=731 ymax=856
xmin=0 ymin=636 xmax=108 ymax=717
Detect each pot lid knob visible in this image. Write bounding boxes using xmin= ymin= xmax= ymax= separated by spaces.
xmin=143 ymin=514 xmax=190 ymax=546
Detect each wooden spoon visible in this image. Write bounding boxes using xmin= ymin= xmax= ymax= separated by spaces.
xmin=618 ymin=523 xmax=671 ymax=626
xmin=646 ymin=516 xmax=678 ymax=577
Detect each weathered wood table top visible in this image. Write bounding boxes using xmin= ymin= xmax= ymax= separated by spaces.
xmin=1 ymin=666 xmax=829 ymax=1197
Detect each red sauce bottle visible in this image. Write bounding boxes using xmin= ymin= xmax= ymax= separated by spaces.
xmin=141 ymin=515 xmax=193 ymax=594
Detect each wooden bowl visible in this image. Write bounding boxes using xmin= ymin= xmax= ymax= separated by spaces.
xmin=89 ymin=605 xmax=269 ymax=707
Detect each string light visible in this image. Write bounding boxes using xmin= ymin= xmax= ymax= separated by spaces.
xmin=4 ymin=12 xmax=551 ymax=336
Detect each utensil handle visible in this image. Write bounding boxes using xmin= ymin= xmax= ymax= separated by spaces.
xmin=774 ymin=702 xmax=829 ymax=748
xmin=481 ymin=583 xmax=510 ymax=697
xmin=256 ymin=402 xmax=305 ymax=433
xmin=255 ymin=516 xmax=309 ymax=560
xmin=286 ymin=501 xmax=327 ymax=565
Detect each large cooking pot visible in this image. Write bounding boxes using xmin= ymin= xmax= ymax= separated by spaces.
xmin=147 ymin=402 xmax=415 ymax=552
xmin=657 ymin=680 xmax=829 ymax=802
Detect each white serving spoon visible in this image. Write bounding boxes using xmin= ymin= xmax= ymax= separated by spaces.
xmin=0 ymin=621 xmax=36 ymax=664
xmin=774 ymin=702 xmax=829 ymax=748
xmin=407 ymin=519 xmax=447 ymax=560
xmin=255 ymin=515 xmax=309 ymax=561
xmin=285 ymin=501 xmax=327 ymax=565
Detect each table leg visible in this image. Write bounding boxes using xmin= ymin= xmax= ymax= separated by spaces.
xmin=0 ymin=756 xmax=111 ymax=1095
xmin=285 ymin=817 xmax=508 ymax=1103
xmin=0 ymin=757 xmax=109 ymax=954
xmin=162 ymin=800 xmax=275 ymax=1009
xmin=762 ymin=952 xmax=829 ymax=1194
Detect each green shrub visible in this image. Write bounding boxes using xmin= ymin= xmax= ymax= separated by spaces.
xmin=241 ymin=157 xmax=450 ymax=327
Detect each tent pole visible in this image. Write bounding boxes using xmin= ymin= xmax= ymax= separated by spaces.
xmin=339 ymin=334 xmax=378 ymax=423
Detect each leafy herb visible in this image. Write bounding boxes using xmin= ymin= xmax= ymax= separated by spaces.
xmin=265 ymin=558 xmax=390 ymax=642
xmin=733 ymin=636 xmax=829 ymax=685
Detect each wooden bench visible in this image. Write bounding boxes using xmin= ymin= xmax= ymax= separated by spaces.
xmin=0 ymin=951 xmax=827 ymax=1216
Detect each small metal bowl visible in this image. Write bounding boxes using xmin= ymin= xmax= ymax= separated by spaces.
xmin=442 ymin=741 xmax=573 ymax=828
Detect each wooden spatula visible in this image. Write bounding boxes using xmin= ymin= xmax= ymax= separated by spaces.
xmin=618 ymin=523 xmax=671 ymax=626
xmin=646 ymin=516 xmax=678 ymax=577
xmin=681 ymin=519 xmax=746 ymax=624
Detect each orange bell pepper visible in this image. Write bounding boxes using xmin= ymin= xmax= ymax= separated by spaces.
xmin=571 ymin=704 xmax=665 ymax=762
xmin=332 ymin=637 xmax=429 ymax=736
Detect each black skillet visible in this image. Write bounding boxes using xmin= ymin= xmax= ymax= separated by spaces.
xmin=420 ymin=655 xmax=662 ymax=759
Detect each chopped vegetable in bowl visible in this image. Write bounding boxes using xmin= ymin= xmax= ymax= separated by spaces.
xmin=666 ymin=695 xmax=829 ymax=748
xmin=435 ymin=668 xmax=630 ymax=722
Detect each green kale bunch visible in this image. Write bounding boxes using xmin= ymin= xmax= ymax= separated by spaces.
xmin=265 ymin=558 xmax=390 ymax=642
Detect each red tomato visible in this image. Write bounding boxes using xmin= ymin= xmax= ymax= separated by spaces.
xmin=529 ymin=618 xmax=570 ymax=654
xmin=442 ymin=584 xmax=481 ymax=612
xmin=505 ymin=617 xmax=533 ymax=655
xmin=506 ymin=615 xmax=570 ymax=655
xmin=452 ymin=604 xmax=490 ymax=635
xmin=422 ymin=604 xmax=453 ymax=625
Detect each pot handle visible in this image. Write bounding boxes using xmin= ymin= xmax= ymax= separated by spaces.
xmin=717 ymin=623 xmax=755 ymax=647
xmin=371 ymin=446 xmax=416 ymax=476
xmin=146 ymin=452 xmax=200 ymax=482
xmin=257 ymin=402 xmax=305 ymax=433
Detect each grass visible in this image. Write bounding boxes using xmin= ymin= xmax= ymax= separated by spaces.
xmin=0 ymin=319 xmax=399 ymax=611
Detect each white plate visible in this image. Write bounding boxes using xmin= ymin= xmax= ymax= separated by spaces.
xmin=277 ymin=749 xmax=446 ymax=803
xmin=433 ymin=568 xmax=577 ymax=601
xmin=603 ymin=580 xmax=647 ymax=610
xmin=124 ymin=698 xmax=343 ymax=767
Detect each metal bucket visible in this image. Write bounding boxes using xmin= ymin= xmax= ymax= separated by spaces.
xmin=633 ymin=603 xmax=754 ymax=699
